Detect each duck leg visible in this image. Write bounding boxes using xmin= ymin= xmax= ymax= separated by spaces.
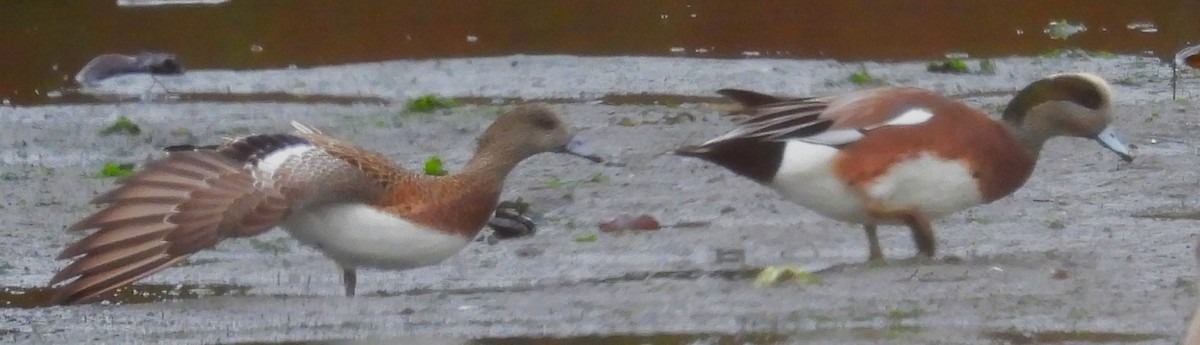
xmin=854 ymin=189 xmax=906 ymax=261
xmin=342 ymin=268 xmax=357 ymax=297
xmin=901 ymin=213 xmax=936 ymax=258
xmin=863 ymin=224 xmax=884 ymax=261
xmin=855 ymin=188 xmax=936 ymax=260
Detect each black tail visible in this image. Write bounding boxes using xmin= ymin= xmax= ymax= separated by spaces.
xmin=675 ymin=139 xmax=783 ymax=184
xmin=674 ymin=145 xmax=711 ymax=158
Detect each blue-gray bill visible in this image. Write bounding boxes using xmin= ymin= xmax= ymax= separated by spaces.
xmin=1095 ymin=126 xmax=1133 ymax=163
xmin=560 ymin=137 xmax=604 ymax=162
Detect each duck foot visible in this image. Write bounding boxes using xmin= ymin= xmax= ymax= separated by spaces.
xmin=343 ymin=268 xmax=356 ymax=297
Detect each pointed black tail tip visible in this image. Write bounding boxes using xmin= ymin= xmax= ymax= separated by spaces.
xmin=674 ymin=146 xmax=707 ymax=157
xmin=44 ymin=289 xmax=71 ymax=307
xmin=715 ymin=88 xmax=740 ymax=96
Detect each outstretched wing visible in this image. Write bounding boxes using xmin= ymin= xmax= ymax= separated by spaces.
xmin=707 ymin=87 xmax=936 ymax=147
xmin=50 ymin=123 xmax=390 ymax=305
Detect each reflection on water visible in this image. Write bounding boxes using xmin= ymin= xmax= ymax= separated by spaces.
xmin=238 ymin=329 xmax=1171 ymax=345
xmin=239 ymin=333 xmax=791 ymax=345
xmin=982 ymin=330 xmax=1166 ymax=344
xmin=0 ymin=283 xmax=251 ymax=308
xmin=3 ymin=0 xmax=1200 ymax=105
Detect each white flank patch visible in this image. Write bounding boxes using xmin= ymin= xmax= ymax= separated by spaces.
xmin=256 ymin=144 xmax=313 ymax=176
xmin=281 ymin=203 xmax=470 ymax=270
xmin=770 ymin=140 xmax=869 ymax=223
xmin=864 ymin=153 xmax=983 ymax=220
xmin=770 ymin=144 xmax=983 ymax=225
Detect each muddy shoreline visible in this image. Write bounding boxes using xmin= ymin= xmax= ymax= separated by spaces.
xmin=2 ymin=55 xmax=1200 ymax=344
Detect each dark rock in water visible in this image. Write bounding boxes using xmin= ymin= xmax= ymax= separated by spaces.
xmin=75 ymin=52 xmax=184 ymax=85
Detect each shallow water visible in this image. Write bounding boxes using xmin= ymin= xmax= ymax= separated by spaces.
xmin=5 ymin=0 xmax=1200 ymax=105
xmin=234 ymin=330 xmax=1171 ymax=345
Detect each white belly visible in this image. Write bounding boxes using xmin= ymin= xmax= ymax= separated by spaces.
xmin=281 ymin=203 xmax=470 ymax=270
xmin=771 ymin=141 xmax=870 ymax=223
xmin=769 ymin=141 xmax=983 ymax=224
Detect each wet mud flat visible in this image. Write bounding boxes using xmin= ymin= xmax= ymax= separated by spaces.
xmin=2 ymin=55 xmax=1200 ymax=344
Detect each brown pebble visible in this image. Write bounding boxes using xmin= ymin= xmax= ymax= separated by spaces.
xmin=1051 ymin=268 xmax=1070 ymax=279
xmin=599 ymin=214 xmax=661 ymax=232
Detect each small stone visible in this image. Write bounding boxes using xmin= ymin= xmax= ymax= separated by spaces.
xmin=661 ymin=112 xmax=696 ymax=124
xmin=1051 ymin=268 xmax=1070 ymax=279
xmin=715 ymin=248 xmax=745 ymax=264
xmin=599 ymin=214 xmax=661 ymax=232
xmin=515 ymin=246 xmax=543 ymax=258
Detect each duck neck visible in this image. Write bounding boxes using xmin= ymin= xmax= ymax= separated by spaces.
xmin=460 ymin=144 xmax=527 ymax=184
xmin=1001 ymin=118 xmax=1051 ymax=160
xmin=395 ymin=146 xmax=525 ymax=239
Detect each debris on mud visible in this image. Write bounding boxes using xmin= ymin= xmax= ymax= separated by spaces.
xmin=1052 ymin=268 xmax=1071 ymax=279
xmin=99 ymin=116 xmax=141 ymax=136
xmin=754 ymin=266 xmax=820 ymax=287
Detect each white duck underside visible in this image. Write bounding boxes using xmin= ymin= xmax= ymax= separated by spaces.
xmin=769 ymin=140 xmax=984 ymax=225
xmin=280 ymin=203 xmax=470 ymax=270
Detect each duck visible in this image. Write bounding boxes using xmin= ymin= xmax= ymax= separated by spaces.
xmin=48 ymin=105 xmax=603 ymax=305
xmin=676 ymin=72 xmax=1133 ymax=261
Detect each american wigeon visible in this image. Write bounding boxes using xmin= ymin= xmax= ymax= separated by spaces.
xmin=677 ymin=73 xmax=1132 ymax=261
xmin=48 ymin=105 xmax=602 ymax=305
xmin=75 ymin=52 xmax=183 ymax=86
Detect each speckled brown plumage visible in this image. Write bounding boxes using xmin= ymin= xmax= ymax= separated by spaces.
xmin=50 ymin=105 xmax=599 ymax=305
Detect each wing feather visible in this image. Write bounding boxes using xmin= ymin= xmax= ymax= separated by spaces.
xmin=708 ymin=87 xmax=936 ymax=147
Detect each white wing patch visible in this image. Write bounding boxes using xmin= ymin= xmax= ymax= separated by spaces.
xmin=800 ymin=108 xmax=931 ymax=146
xmin=879 ymin=108 xmax=934 ymax=127
xmin=801 ymin=129 xmax=865 ymax=146
xmin=256 ymin=144 xmax=314 ymax=177
xmin=291 ymin=120 xmax=323 ymax=134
